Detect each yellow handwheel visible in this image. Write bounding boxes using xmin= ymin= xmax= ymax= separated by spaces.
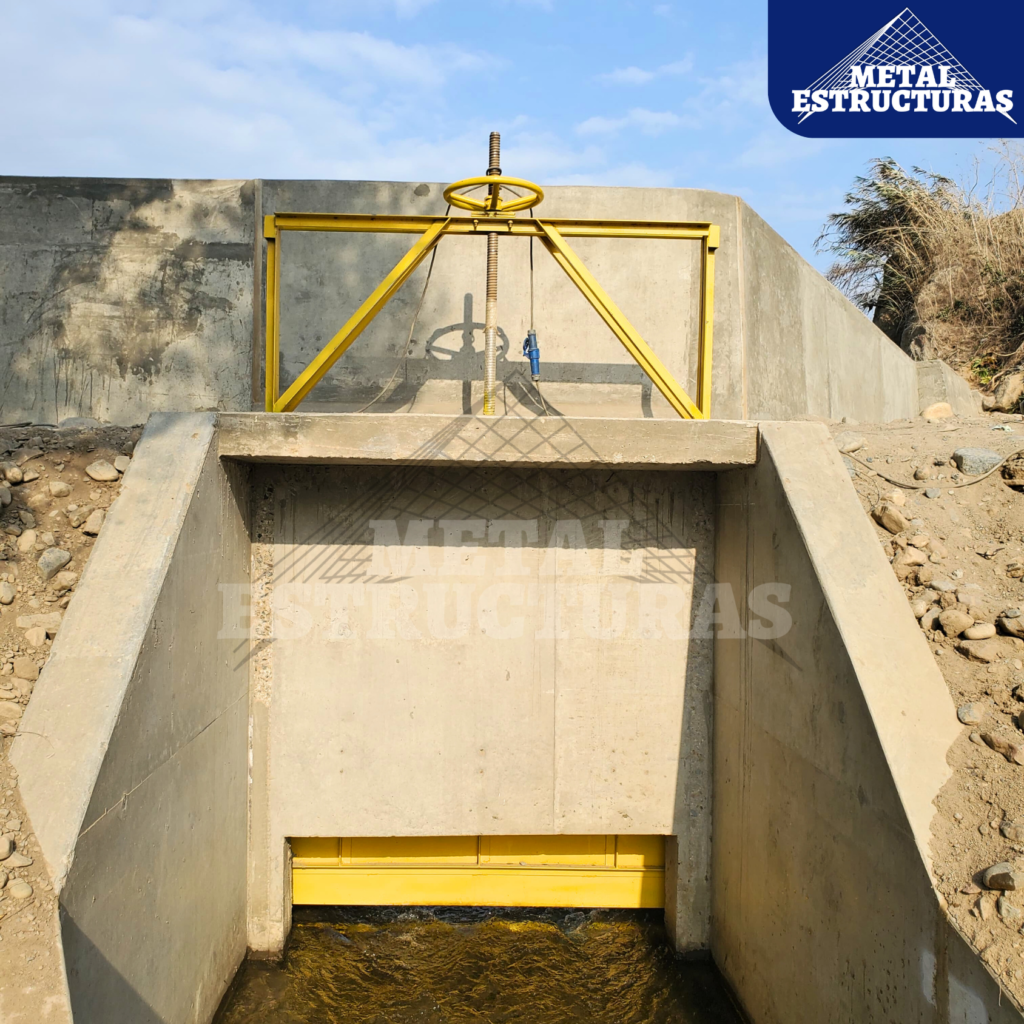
xmin=443 ymin=176 xmax=544 ymax=215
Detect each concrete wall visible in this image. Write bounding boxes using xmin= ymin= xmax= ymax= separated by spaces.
xmin=0 ymin=175 xmax=936 ymax=425
xmin=0 ymin=177 xmax=256 ymax=425
xmin=712 ymin=421 xmax=1019 ymax=1022
xmin=11 ymin=414 xmax=251 ymax=1024
xmin=246 ymin=457 xmax=716 ymax=953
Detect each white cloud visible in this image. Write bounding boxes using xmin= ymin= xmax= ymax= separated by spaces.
xmin=576 ymin=109 xmax=682 ymax=137
xmin=597 ymin=55 xmax=693 ymax=85
xmin=0 ymin=0 xmax=496 ymax=178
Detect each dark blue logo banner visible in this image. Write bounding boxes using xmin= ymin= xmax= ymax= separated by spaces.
xmin=769 ymin=3 xmax=1024 ymax=137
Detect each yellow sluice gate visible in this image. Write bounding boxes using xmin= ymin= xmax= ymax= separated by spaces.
xmin=291 ymin=835 xmax=665 ymax=908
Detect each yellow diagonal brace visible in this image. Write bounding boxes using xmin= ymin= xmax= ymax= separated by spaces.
xmin=536 ymin=221 xmax=703 ymax=420
xmin=273 ymin=218 xmax=450 ymax=412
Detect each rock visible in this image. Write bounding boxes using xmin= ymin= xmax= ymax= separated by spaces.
xmin=958 ymin=703 xmax=986 ymax=725
xmin=48 ymin=480 xmax=72 ymax=498
xmin=15 ymin=529 xmax=36 ymax=553
xmin=940 ymin=609 xmax=974 ymax=637
xmin=1002 ymin=617 xmax=1024 ymax=639
xmin=872 ymin=502 xmax=910 ymax=535
xmin=983 ymin=862 xmax=1023 ymax=890
xmin=920 ymin=607 xmax=942 ymax=631
xmin=50 ymin=570 xmax=77 ymax=594
xmin=924 ymin=487 xmax=942 ymax=499
xmin=899 ymin=547 xmax=929 ymax=567
xmin=0 ymin=582 xmax=14 ymax=606
xmin=885 ymin=488 xmax=907 ymax=507
xmin=81 ymin=509 xmax=105 ymax=536
xmin=979 ymin=893 xmax=996 ymax=920
xmin=841 ymin=456 xmax=856 ymax=478
xmin=965 ymin=623 xmax=998 ymax=640
xmin=981 ymin=731 xmax=1024 ymax=764
xmin=1002 ymin=822 xmax=1024 ymax=842
xmin=0 ymin=703 xmax=22 ymax=724
xmin=6 ymin=852 xmax=32 ymax=868
xmin=0 ymin=835 xmax=12 ymax=860
xmin=37 ymin=547 xmax=71 ymax=581
xmin=834 ymin=431 xmax=866 ymax=454
xmin=16 ymin=612 xmax=62 ymax=635
xmin=24 ymin=626 xmax=46 ymax=647
xmin=958 ymin=639 xmax=1003 ymax=663
xmin=8 ymin=879 xmax=32 ymax=900
xmin=114 ymin=455 xmax=130 ymax=474
xmin=953 ymin=447 xmax=1004 ymax=476
xmin=1 ymin=463 xmax=23 ymax=485
xmin=922 ymin=401 xmax=954 ymax=419
xmin=12 ymin=657 xmax=38 ymax=682
xmin=85 ymin=460 xmax=118 ymax=482
xmin=0 ymin=486 xmax=10 ymax=507
xmin=1004 ymin=453 xmax=1024 ymax=487
xmin=18 ymin=511 xmax=34 ymax=529
xmin=989 ymin=371 xmax=1024 ymax=412
xmin=914 ymin=565 xmax=937 ymax=586
xmin=914 ymin=465 xmax=936 ymax=481
xmin=999 ymin=895 xmax=1022 ymax=921
xmin=911 ymin=598 xmax=931 ymax=618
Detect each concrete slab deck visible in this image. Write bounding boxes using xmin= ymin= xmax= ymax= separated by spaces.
xmin=217 ymin=413 xmax=759 ymax=469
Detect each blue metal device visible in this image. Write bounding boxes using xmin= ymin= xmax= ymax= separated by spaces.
xmin=522 ymin=330 xmax=540 ymax=380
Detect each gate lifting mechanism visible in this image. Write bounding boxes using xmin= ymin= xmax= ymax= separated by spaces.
xmin=264 ymin=132 xmax=719 ymax=418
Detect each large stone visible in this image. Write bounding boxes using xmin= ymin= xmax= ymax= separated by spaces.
xmin=11 ymin=657 xmax=37 ymax=682
xmin=939 ymin=609 xmax=973 ymax=637
xmin=24 ymin=626 xmax=46 ymax=647
xmin=50 ymin=570 xmax=77 ymax=594
xmin=957 ymin=639 xmax=1003 ymax=663
xmin=37 ymin=547 xmax=71 ymax=581
xmin=7 ymin=879 xmax=32 ymax=900
xmin=81 ymin=509 xmax=105 ymax=536
xmin=953 ymin=448 xmax=1004 ymax=476
xmin=834 ymin=432 xmax=866 ymax=454
xmin=981 ymin=732 xmax=1024 ymax=765
xmin=0 ymin=582 xmax=14 ymax=605
xmin=999 ymin=615 xmax=1024 ymax=639
xmin=48 ymin=480 xmax=72 ymax=498
xmin=987 ymin=371 xmax=1024 ymax=412
xmin=872 ymin=502 xmax=910 ymax=535
xmin=85 ymin=460 xmax=119 ymax=482
xmin=0 ymin=835 xmax=12 ymax=860
xmin=15 ymin=529 xmax=36 ymax=553
xmin=958 ymin=702 xmax=986 ymax=725
xmin=114 ymin=455 xmax=131 ymax=473
xmin=984 ymin=862 xmax=1024 ymax=890
xmin=0 ymin=702 xmax=22 ymax=722
xmin=965 ymin=622 xmax=997 ymax=640
xmin=16 ymin=612 xmax=62 ymax=635
xmin=921 ymin=401 xmax=954 ymax=419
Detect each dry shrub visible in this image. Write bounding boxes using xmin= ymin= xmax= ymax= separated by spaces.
xmin=817 ymin=143 xmax=1024 ymax=388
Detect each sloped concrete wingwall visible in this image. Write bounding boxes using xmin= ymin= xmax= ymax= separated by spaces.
xmin=712 ymin=421 xmax=1018 ymax=1022
xmin=0 ymin=175 xmax=946 ymax=424
xmin=10 ymin=414 xmax=251 ymax=1024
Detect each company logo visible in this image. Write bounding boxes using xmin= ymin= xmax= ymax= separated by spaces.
xmin=769 ymin=3 xmax=1024 ymax=138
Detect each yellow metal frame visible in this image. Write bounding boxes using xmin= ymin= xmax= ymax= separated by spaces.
xmin=263 ymin=212 xmax=718 ymax=417
xmin=291 ymin=835 xmax=665 ymax=908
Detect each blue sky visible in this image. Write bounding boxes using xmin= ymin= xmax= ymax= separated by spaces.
xmin=1 ymin=0 xmax=1005 ymax=271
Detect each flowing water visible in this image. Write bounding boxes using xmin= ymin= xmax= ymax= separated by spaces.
xmin=215 ymin=907 xmax=745 ymax=1024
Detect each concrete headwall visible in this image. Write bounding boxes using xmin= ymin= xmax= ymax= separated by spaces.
xmin=11 ymin=414 xmax=251 ymax=1024
xmin=0 ymin=175 xmax=951 ymax=425
xmin=712 ymin=421 xmax=1018 ymax=1022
